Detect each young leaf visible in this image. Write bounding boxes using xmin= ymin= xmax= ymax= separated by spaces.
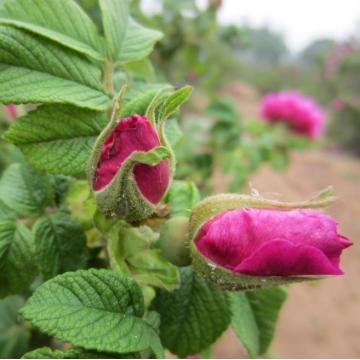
xmin=21 ymin=269 xmax=164 ymax=358
xmin=22 ymin=347 xmax=139 ymax=359
xmin=0 ymin=295 xmax=30 ymax=358
xmin=152 ymin=266 xmax=231 ymax=357
xmin=0 ymin=25 xmax=109 ymax=110
xmin=4 ymin=105 xmax=108 ymax=175
xmin=117 ymin=18 xmax=163 ymax=65
xmin=33 ymin=211 xmax=89 ymax=280
xmin=0 ymin=0 xmax=104 ymax=61
xmin=0 ymin=162 xmax=54 ymax=217
xmin=99 ymin=0 xmax=130 ymax=61
xmin=230 ymin=287 xmax=288 ymax=358
xmin=164 ymin=180 xmax=201 ymax=216
xmin=0 ymin=221 xmax=37 ymax=298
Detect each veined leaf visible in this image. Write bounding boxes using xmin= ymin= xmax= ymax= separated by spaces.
xmin=230 ymin=287 xmax=288 ymax=358
xmin=0 ymin=199 xmax=16 ymax=221
xmin=21 ymin=269 xmax=164 ymax=358
xmin=117 ymin=18 xmax=163 ymax=65
xmin=152 ymin=267 xmax=231 ymax=357
xmin=0 ymin=162 xmax=54 ymax=217
xmin=0 ymin=295 xmax=30 ymax=358
xmin=0 ymin=25 xmax=110 ymax=110
xmin=0 ymin=221 xmax=37 ymax=298
xmin=4 ymin=105 xmax=108 ymax=175
xmin=0 ymin=0 xmax=104 ymax=61
xmin=99 ymin=0 xmax=130 ymax=61
xmin=22 ymin=347 xmax=140 ymax=359
xmin=33 ymin=211 xmax=89 ymax=280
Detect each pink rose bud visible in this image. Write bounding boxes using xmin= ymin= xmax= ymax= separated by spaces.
xmin=189 ymin=191 xmax=351 ymax=290
xmin=260 ymin=91 xmax=325 ymax=139
xmin=89 ymin=114 xmax=171 ymax=222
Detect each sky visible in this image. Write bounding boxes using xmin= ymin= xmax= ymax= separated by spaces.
xmin=217 ymin=0 xmax=360 ymax=53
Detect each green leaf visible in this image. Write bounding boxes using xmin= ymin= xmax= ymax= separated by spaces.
xmin=0 ymin=25 xmax=109 ymax=110
xmin=33 ymin=211 xmax=89 ymax=280
xmin=0 ymin=295 xmax=30 ymax=358
xmin=4 ymin=105 xmax=108 ymax=175
xmin=22 ymin=347 xmax=139 ymax=359
xmin=159 ymin=85 xmax=193 ymax=121
xmin=164 ymin=180 xmax=201 ymax=216
xmin=123 ymin=58 xmax=155 ymax=82
xmin=0 ymin=221 xmax=37 ymax=298
xmin=230 ymin=287 xmax=288 ymax=358
xmin=0 ymin=162 xmax=54 ymax=217
xmin=0 ymin=199 xmax=16 ymax=221
xmin=152 ymin=267 xmax=231 ymax=357
xmin=127 ymin=249 xmax=180 ymax=291
xmin=0 ymin=0 xmax=104 ymax=61
xmin=21 ymin=269 xmax=164 ymax=358
xmin=117 ymin=18 xmax=163 ymax=65
xmin=165 ymin=117 xmax=183 ymax=147
xmin=99 ymin=0 xmax=130 ymax=61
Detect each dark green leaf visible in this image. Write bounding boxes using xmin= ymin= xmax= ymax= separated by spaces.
xmin=0 ymin=295 xmax=30 ymax=358
xmin=152 ymin=267 xmax=231 ymax=357
xmin=230 ymin=287 xmax=287 ymax=357
xmin=21 ymin=269 xmax=164 ymax=358
xmin=0 ymin=0 xmax=104 ymax=60
xmin=0 ymin=221 xmax=37 ymax=298
xmin=4 ymin=105 xmax=108 ymax=175
xmin=33 ymin=211 xmax=89 ymax=280
xmin=0 ymin=162 xmax=54 ymax=216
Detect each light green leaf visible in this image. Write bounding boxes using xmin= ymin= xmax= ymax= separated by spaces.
xmin=0 ymin=295 xmax=30 ymax=358
xmin=0 ymin=199 xmax=16 ymax=221
xmin=165 ymin=118 xmax=183 ymax=147
xmin=0 ymin=25 xmax=109 ymax=110
xmin=99 ymin=0 xmax=130 ymax=61
xmin=230 ymin=287 xmax=288 ymax=358
xmin=0 ymin=162 xmax=54 ymax=217
xmin=0 ymin=221 xmax=37 ymax=298
xmin=117 ymin=18 xmax=163 ymax=65
xmin=22 ymin=347 xmax=139 ymax=359
xmin=164 ymin=180 xmax=201 ymax=216
xmin=159 ymin=85 xmax=193 ymax=121
xmin=33 ymin=211 xmax=89 ymax=280
xmin=152 ymin=267 xmax=231 ymax=357
xmin=4 ymin=105 xmax=108 ymax=175
xmin=123 ymin=58 xmax=155 ymax=82
xmin=130 ymin=146 xmax=171 ymax=165
xmin=127 ymin=249 xmax=180 ymax=291
xmin=21 ymin=269 xmax=164 ymax=358
xmin=0 ymin=0 xmax=104 ymax=61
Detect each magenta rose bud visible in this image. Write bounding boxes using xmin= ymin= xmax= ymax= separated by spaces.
xmin=195 ymin=208 xmax=351 ymax=276
xmin=260 ymin=91 xmax=325 ymax=139
xmin=189 ymin=191 xmax=351 ymax=290
xmin=93 ymin=114 xmax=170 ymax=203
xmin=89 ymin=114 xmax=172 ymax=222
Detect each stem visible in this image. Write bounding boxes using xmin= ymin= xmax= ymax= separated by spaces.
xmin=103 ymin=60 xmax=114 ymax=95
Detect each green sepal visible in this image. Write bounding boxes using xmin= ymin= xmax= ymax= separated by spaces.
xmin=189 ymin=188 xmax=335 ymax=291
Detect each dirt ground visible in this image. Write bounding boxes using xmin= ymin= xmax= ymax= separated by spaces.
xmin=210 ymin=84 xmax=360 ymax=358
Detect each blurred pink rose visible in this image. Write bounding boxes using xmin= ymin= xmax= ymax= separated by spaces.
xmin=195 ymin=208 xmax=351 ymax=276
xmin=260 ymin=91 xmax=325 ymax=138
xmin=5 ymin=104 xmax=17 ymax=120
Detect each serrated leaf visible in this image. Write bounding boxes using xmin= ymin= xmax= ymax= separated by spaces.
xmin=0 ymin=295 xmax=30 ymax=358
xmin=0 ymin=162 xmax=54 ymax=217
xmin=0 ymin=25 xmax=109 ymax=110
xmin=117 ymin=18 xmax=163 ymax=65
xmin=4 ymin=105 xmax=108 ymax=175
xmin=159 ymin=85 xmax=192 ymax=121
xmin=99 ymin=0 xmax=130 ymax=61
xmin=164 ymin=180 xmax=201 ymax=216
xmin=21 ymin=269 xmax=164 ymax=358
xmin=152 ymin=267 xmax=231 ymax=357
xmin=33 ymin=211 xmax=89 ymax=280
xmin=0 ymin=0 xmax=104 ymax=61
xmin=0 ymin=221 xmax=37 ymax=298
xmin=230 ymin=287 xmax=287 ymax=358
xmin=22 ymin=347 xmax=139 ymax=359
